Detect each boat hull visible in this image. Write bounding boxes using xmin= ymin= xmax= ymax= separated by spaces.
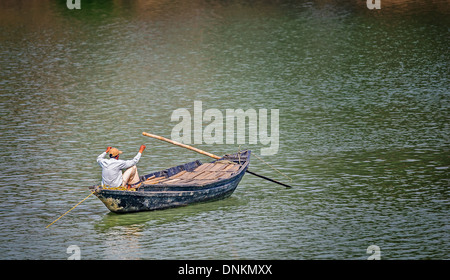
xmin=95 ymin=170 xmax=246 ymax=213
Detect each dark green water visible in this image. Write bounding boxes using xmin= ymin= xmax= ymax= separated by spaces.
xmin=0 ymin=0 xmax=448 ymax=259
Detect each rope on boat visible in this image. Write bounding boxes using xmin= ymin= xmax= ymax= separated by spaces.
xmin=45 ymin=191 xmax=95 ymax=229
xmin=102 ymin=185 xmax=138 ymax=191
xmin=253 ymin=152 xmax=293 ymax=183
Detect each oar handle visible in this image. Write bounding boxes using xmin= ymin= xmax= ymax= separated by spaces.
xmin=142 ymin=132 xmax=220 ymax=159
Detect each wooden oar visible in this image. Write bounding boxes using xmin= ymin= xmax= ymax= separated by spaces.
xmin=245 ymin=170 xmax=293 ymax=188
xmin=142 ymin=132 xmax=293 ymax=188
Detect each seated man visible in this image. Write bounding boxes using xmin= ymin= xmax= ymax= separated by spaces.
xmin=97 ymin=145 xmax=146 ymax=188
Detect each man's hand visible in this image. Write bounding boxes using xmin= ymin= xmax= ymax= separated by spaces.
xmin=139 ymin=145 xmax=146 ymax=153
xmin=106 ymin=146 xmax=112 ymax=153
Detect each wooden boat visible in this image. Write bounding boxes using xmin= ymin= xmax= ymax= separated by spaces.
xmin=89 ymin=150 xmax=250 ymax=213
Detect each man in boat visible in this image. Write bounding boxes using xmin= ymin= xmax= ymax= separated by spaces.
xmin=97 ymin=145 xmax=146 ymax=189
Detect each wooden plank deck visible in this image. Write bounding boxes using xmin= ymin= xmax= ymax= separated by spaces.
xmin=142 ymin=161 xmax=241 ymax=186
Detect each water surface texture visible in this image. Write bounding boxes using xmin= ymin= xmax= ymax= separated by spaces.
xmin=0 ymin=0 xmax=449 ymax=259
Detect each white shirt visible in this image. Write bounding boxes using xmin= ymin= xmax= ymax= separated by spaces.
xmin=97 ymin=152 xmax=142 ymax=187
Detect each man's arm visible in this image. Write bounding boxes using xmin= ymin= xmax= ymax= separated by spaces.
xmin=119 ymin=145 xmax=146 ymax=170
xmin=97 ymin=147 xmax=112 ymax=163
xmin=120 ymin=152 xmax=142 ymax=170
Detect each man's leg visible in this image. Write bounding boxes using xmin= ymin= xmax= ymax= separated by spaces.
xmin=122 ymin=166 xmax=140 ymax=187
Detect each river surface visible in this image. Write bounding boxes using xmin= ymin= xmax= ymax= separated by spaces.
xmin=0 ymin=0 xmax=449 ymax=260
